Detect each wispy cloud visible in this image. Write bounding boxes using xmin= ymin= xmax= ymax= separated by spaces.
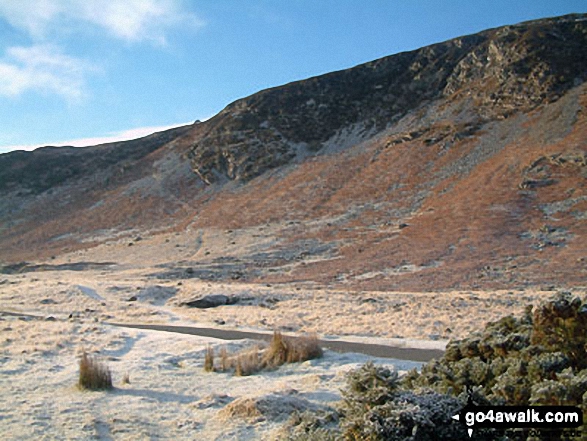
xmin=0 ymin=122 xmax=194 ymax=155
xmin=0 ymin=1 xmax=203 ymax=99
xmin=60 ymin=122 xmax=194 ymax=147
xmin=0 ymin=45 xmax=96 ymax=100
xmin=84 ymin=0 xmax=205 ymax=46
xmin=0 ymin=0 xmax=204 ymax=45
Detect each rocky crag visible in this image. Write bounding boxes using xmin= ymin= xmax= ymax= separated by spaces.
xmin=187 ymin=14 xmax=587 ymax=183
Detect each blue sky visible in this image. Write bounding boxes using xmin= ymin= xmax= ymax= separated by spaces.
xmin=0 ymin=0 xmax=585 ymax=154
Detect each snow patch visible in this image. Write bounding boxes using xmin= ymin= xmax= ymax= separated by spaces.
xmin=74 ymin=285 xmax=104 ymax=302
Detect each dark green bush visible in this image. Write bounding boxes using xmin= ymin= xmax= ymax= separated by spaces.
xmin=402 ymin=291 xmax=587 ymax=439
xmin=338 ymin=362 xmax=470 ymax=440
xmin=531 ymin=293 xmax=587 ymax=369
xmin=281 ymin=293 xmax=587 ymax=440
xmin=403 ymin=292 xmax=587 ymax=405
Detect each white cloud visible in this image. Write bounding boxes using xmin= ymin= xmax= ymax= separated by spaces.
xmin=0 ymin=122 xmax=195 ymax=155
xmin=61 ymin=122 xmax=194 ymax=146
xmin=84 ymin=0 xmax=204 ymax=45
xmin=0 ymin=1 xmax=61 ymax=39
xmin=0 ymin=1 xmax=203 ymax=99
xmin=0 ymin=45 xmax=96 ymax=100
xmin=0 ymin=0 xmax=204 ymax=45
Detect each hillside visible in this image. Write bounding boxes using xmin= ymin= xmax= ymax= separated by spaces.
xmin=1 ymin=13 xmax=586 ymax=291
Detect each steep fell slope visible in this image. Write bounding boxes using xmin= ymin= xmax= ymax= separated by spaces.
xmin=0 ymin=14 xmax=586 ymax=291
xmin=0 ymin=125 xmax=203 ymax=258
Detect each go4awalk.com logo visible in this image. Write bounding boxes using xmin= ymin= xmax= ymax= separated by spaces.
xmin=452 ymin=399 xmax=583 ymax=438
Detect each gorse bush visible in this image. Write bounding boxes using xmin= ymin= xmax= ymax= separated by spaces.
xmin=400 ymin=291 xmax=587 ymax=440
xmin=339 ymin=362 xmax=469 ymax=440
xmin=403 ymin=291 xmax=587 ymax=409
xmin=78 ymin=351 xmax=112 ymax=391
xmin=342 ymin=362 xmax=399 ymax=411
xmin=531 ymin=293 xmax=587 ymax=369
xmin=292 ymin=292 xmax=587 ymax=440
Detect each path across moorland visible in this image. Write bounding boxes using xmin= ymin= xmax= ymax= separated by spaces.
xmin=109 ymin=322 xmax=445 ymax=362
xmin=0 ymin=310 xmax=445 ymax=362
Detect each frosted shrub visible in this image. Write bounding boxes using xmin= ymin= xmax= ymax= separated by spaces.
xmin=295 ymin=293 xmax=587 ymax=440
xmin=339 ymin=362 xmax=469 ymax=440
xmin=283 ymin=409 xmax=341 ymax=441
xmin=401 ymin=292 xmax=587 ymax=439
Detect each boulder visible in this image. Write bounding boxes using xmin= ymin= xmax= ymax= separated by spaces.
xmin=182 ymin=294 xmax=238 ymax=309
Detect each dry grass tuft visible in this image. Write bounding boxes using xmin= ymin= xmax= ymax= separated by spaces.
xmin=220 ymin=346 xmax=229 ymax=372
xmin=235 ymin=345 xmax=262 ymax=377
xmin=78 ymin=351 xmax=112 ymax=391
xmin=122 ymin=372 xmax=131 ymax=385
xmin=205 ymin=331 xmax=323 ymax=376
xmin=263 ymin=331 xmax=323 ymax=367
xmin=220 ymin=396 xmax=263 ymax=420
xmin=204 ymin=345 xmax=215 ymax=372
xmin=219 ymin=392 xmax=323 ymax=423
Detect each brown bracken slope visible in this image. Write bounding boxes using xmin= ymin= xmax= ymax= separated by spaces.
xmin=1 ymin=14 xmax=586 ymax=291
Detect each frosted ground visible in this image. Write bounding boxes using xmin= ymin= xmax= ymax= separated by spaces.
xmin=0 ymin=231 xmax=553 ymax=440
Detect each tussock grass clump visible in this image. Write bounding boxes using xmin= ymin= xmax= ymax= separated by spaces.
xmin=78 ymin=351 xmax=112 ymax=391
xmin=219 ymin=391 xmax=328 ymax=424
xmin=220 ymin=396 xmax=263 ymax=420
xmin=204 ymin=345 xmax=215 ymax=372
xmin=283 ymin=409 xmax=341 ymax=441
xmin=219 ymin=346 xmax=229 ymax=372
xmin=205 ymin=331 xmax=323 ymax=376
xmin=235 ymin=346 xmax=262 ymax=377
xmin=263 ymin=331 xmax=323 ymax=367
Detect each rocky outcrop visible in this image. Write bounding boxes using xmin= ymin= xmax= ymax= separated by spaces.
xmin=187 ymin=14 xmax=587 ymax=184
